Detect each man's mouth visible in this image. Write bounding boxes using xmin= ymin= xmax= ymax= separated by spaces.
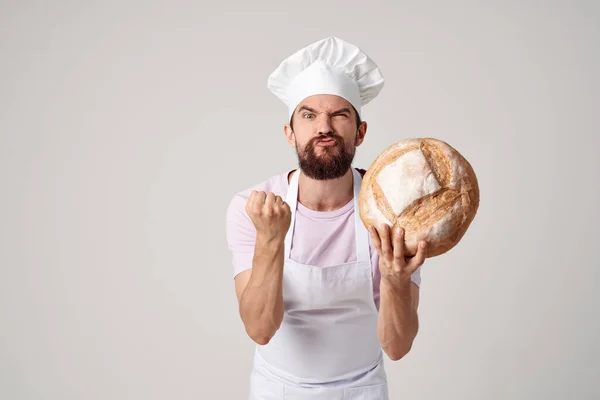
xmin=315 ymin=138 xmax=337 ymax=147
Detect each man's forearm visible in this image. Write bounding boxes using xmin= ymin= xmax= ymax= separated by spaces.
xmin=239 ymin=236 xmax=285 ymax=345
xmin=377 ymin=277 xmax=418 ymax=360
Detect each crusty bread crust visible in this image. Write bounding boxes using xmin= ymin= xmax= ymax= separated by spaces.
xmin=359 ymin=138 xmax=480 ymax=258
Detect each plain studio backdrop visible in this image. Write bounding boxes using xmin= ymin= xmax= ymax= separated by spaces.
xmin=1 ymin=1 xmax=599 ymax=399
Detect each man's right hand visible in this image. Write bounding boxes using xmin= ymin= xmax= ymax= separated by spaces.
xmin=245 ymin=191 xmax=291 ymax=242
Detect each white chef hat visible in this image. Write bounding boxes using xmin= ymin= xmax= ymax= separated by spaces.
xmin=267 ymin=36 xmax=385 ymax=120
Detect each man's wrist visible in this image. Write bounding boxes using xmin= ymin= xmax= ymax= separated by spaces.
xmin=256 ymin=233 xmax=285 ymax=249
xmin=380 ymin=274 xmax=413 ymax=294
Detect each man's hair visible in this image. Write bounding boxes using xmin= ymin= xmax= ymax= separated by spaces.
xmin=289 ymin=104 xmax=362 ymax=131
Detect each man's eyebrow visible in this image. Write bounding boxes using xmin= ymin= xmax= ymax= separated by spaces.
xmin=297 ymin=106 xmax=351 ymax=115
xmin=331 ymin=107 xmax=351 ymax=115
xmin=297 ymin=105 xmax=317 ymax=114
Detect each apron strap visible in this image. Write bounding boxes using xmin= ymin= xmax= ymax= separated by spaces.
xmin=284 ymin=170 xmax=300 ymax=258
xmin=352 ymin=168 xmax=371 ymax=263
xmin=283 ymin=168 xmax=371 ymax=262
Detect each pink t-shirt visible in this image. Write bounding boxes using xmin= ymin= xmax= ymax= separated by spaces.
xmin=225 ymin=168 xmax=422 ymax=309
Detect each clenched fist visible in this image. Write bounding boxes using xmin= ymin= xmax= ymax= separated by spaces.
xmin=245 ymin=191 xmax=292 ymax=242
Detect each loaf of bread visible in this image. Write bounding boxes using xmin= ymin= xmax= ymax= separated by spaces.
xmin=358 ymin=138 xmax=479 ymax=258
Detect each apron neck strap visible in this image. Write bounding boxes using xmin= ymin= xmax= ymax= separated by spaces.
xmin=284 ymin=168 xmax=371 ymax=262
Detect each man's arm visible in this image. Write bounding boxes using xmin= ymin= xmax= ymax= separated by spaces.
xmin=369 ymin=223 xmax=427 ymax=361
xmin=235 ymin=235 xmax=286 ymax=345
xmin=229 ymin=190 xmax=291 ymax=345
xmin=377 ymin=278 xmax=420 ymax=360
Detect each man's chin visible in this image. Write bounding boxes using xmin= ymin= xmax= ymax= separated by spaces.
xmin=297 ymin=146 xmax=355 ymax=180
xmin=299 ymin=159 xmax=351 ymax=179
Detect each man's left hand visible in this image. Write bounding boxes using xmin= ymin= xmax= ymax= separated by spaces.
xmin=369 ymin=224 xmax=427 ymax=285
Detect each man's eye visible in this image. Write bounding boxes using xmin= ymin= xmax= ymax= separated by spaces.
xmin=304 ymin=113 xmax=315 ymax=119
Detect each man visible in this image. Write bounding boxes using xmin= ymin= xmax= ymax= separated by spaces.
xmin=225 ymin=36 xmax=428 ymax=399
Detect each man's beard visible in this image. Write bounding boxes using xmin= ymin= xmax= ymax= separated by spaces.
xmin=296 ymin=132 xmax=356 ymax=180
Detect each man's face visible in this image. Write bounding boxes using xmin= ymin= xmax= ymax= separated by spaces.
xmin=286 ymin=94 xmax=366 ymax=180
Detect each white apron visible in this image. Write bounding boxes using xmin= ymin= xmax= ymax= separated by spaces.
xmin=248 ymin=168 xmax=389 ymax=400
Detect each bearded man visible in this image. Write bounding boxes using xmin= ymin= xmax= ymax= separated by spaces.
xmin=225 ymin=36 xmax=428 ymax=400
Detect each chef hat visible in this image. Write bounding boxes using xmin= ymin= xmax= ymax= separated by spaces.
xmin=267 ymin=36 xmax=385 ymax=119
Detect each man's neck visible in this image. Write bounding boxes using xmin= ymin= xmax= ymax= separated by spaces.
xmin=290 ymin=168 xmax=355 ymax=212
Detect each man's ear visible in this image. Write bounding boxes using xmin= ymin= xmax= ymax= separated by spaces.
xmin=355 ymin=121 xmax=368 ymax=147
xmin=284 ymin=124 xmax=296 ymax=148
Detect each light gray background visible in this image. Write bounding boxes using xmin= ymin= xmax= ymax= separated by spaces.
xmin=1 ymin=1 xmax=599 ymax=399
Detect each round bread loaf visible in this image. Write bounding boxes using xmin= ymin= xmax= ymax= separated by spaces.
xmin=359 ymin=138 xmax=480 ymax=258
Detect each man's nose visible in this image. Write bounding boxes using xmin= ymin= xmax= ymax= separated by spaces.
xmin=316 ymin=115 xmax=333 ymax=135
